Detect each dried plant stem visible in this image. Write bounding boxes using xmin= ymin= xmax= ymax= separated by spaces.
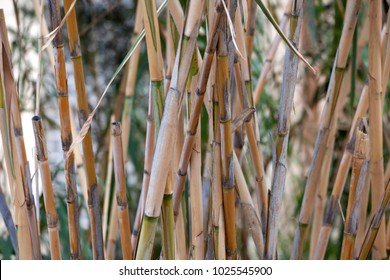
xmin=340 ymin=127 xmax=368 ymax=259
xmin=291 ymin=0 xmax=361 ymax=259
xmin=266 ymin=0 xmax=304 ymax=260
xmin=367 ymin=0 xmax=386 ymax=259
xmin=32 ymin=116 xmax=61 ymax=260
xmin=48 ymin=0 xmax=81 ymax=259
xmin=111 ymin=123 xmax=132 ymax=260
xmin=172 ymin=0 xmax=222 ymax=222
xmin=63 ymin=0 xmax=104 ymax=259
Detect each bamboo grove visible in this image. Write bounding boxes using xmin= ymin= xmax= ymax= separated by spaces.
xmin=0 ymin=0 xmax=389 ymax=260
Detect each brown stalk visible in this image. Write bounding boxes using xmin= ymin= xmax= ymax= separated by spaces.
xmin=111 ymin=122 xmax=132 ymax=260
xmin=63 ymin=0 xmax=104 ymax=259
xmin=32 ymin=116 xmax=61 ymax=260
xmin=291 ymin=0 xmax=361 ymax=259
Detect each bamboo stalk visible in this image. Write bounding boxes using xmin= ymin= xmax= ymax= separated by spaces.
xmin=106 ymin=193 xmax=118 ymax=259
xmin=136 ymin=3 xmax=203 ymax=259
xmin=32 ymin=116 xmax=61 ymax=260
xmin=291 ymin=0 xmax=361 ymax=259
xmin=48 ymin=0 xmax=81 ymax=259
xmin=172 ymin=0 xmax=223 ymax=222
xmin=253 ymin=0 xmax=292 ymax=105
xmin=367 ymin=0 xmax=386 ymax=259
xmin=266 ymin=0 xmax=304 ymax=260
xmin=233 ymin=152 xmax=264 ymax=258
xmin=111 ymin=122 xmax=132 ymax=260
xmin=340 ymin=125 xmax=369 ymax=259
xmin=63 ymin=0 xmax=104 ymax=259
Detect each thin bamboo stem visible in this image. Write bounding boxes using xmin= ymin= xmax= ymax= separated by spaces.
xmin=111 ymin=122 xmax=132 ymax=260
xmin=32 ymin=116 xmax=61 ymax=260
xmin=292 ymin=0 xmax=361 ymax=259
xmin=63 ymin=0 xmax=104 ymax=259
xmin=48 ymin=0 xmax=81 ymax=259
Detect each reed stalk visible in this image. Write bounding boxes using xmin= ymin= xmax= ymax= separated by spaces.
xmin=291 ymin=0 xmax=361 ymax=259
xmin=111 ymin=122 xmax=132 ymax=260
xmin=266 ymin=0 xmax=304 ymax=260
xmin=340 ymin=125 xmax=368 ymax=259
xmin=32 ymin=116 xmax=61 ymax=259
xmin=63 ymin=0 xmax=104 ymax=259
xmin=367 ymin=0 xmax=386 ymax=259
xmin=136 ymin=3 xmax=203 ymax=259
xmin=253 ymin=0 xmax=292 ymax=105
xmin=48 ymin=0 xmax=81 ymax=259
xmin=172 ymin=0 xmax=223 ymax=222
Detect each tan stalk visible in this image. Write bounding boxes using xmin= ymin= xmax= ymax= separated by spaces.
xmin=292 ymin=0 xmax=361 ymax=259
xmin=367 ymin=0 xmax=386 ymax=259
xmin=136 ymin=3 xmax=203 ymax=259
xmin=32 ymin=116 xmax=61 ymax=259
xmin=48 ymin=0 xmax=81 ymax=259
xmin=340 ymin=126 xmax=369 ymax=259
xmin=63 ymin=0 xmax=104 ymax=259
xmin=106 ymin=194 xmax=118 ymax=259
xmin=111 ymin=122 xmax=132 ymax=260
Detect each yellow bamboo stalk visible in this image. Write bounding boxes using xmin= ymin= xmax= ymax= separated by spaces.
xmin=32 ymin=116 xmax=61 ymax=260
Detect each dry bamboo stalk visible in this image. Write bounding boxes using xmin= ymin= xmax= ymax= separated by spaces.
xmin=234 ymin=6 xmax=267 ymax=237
xmin=266 ymin=0 xmax=304 ymax=260
xmin=111 ymin=122 xmax=132 ymax=260
xmin=233 ymin=152 xmax=264 ymax=258
xmin=1 ymin=11 xmax=41 ymax=259
xmin=32 ymin=116 xmax=61 ymax=260
xmin=136 ymin=3 xmax=203 ymax=259
xmin=355 ymin=170 xmax=371 ymax=255
xmin=244 ymin=0 xmax=258 ymax=62
xmin=340 ymin=127 xmax=369 ymax=260
xmin=292 ymin=0 xmax=361 ymax=259
xmin=172 ymin=0 xmax=223 ymax=222
xmin=358 ymin=177 xmax=390 ymax=259
xmin=106 ymin=193 xmax=118 ymax=259
xmin=48 ymin=0 xmax=81 ymax=259
xmin=253 ymin=0 xmax=292 ymax=105
xmin=63 ymin=0 xmax=104 ymax=259
xmin=367 ymin=0 xmax=386 ymax=259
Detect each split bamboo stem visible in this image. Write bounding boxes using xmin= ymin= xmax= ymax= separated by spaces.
xmin=253 ymin=0 xmax=292 ymax=105
xmin=266 ymin=0 xmax=304 ymax=260
xmin=291 ymin=0 xmax=361 ymax=259
xmin=63 ymin=0 xmax=104 ymax=259
xmin=367 ymin=0 xmax=386 ymax=259
xmin=136 ymin=2 xmax=203 ymax=259
xmin=111 ymin=122 xmax=132 ymax=260
xmin=32 ymin=116 xmax=61 ymax=260
xmin=48 ymin=0 xmax=81 ymax=259
xmin=340 ymin=126 xmax=368 ymax=259
xmin=172 ymin=0 xmax=223 ymax=222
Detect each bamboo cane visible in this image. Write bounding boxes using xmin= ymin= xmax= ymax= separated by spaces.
xmin=265 ymin=0 xmax=304 ymax=260
xmin=367 ymin=0 xmax=386 ymax=259
xmin=32 ymin=116 xmax=61 ymax=260
xmin=48 ymin=0 xmax=81 ymax=259
xmin=111 ymin=122 xmax=132 ymax=260
xmin=340 ymin=126 xmax=368 ymax=259
xmin=63 ymin=0 xmax=104 ymax=259
xmin=291 ymin=0 xmax=361 ymax=259
xmin=136 ymin=4 xmax=203 ymax=259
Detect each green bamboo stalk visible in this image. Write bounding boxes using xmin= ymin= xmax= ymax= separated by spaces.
xmin=291 ymin=0 xmax=361 ymax=259
xmin=63 ymin=0 xmax=104 ymax=259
